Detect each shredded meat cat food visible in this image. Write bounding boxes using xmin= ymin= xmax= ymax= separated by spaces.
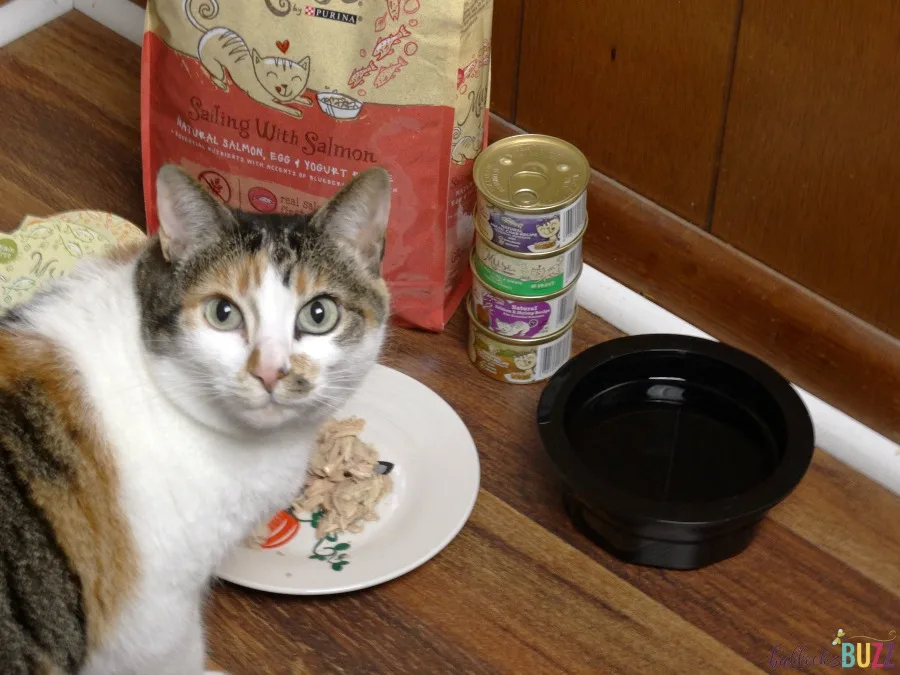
xmin=142 ymin=0 xmax=494 ymax=331
xmin=293 ymin=417 xmax=392 ymax=538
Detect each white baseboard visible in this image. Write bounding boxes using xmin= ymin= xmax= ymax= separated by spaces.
xmin=73 ymin=0 xmax=145 ymax=46
xmin=6 ymin=0 xmax=897 ymax=496
xmin=0 ymin=0 xmax=73 ymax=48
xmin=576 ymin=264 xmax=900 ymax=496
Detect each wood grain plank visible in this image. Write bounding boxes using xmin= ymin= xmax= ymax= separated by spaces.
xmin=5 ymin=11 xmax=142 ymax=131
xmin=768 ymin=450 xmax=900 ymax=596
xmin=487 ymin=0 xmax=522 ymax=122
xmin=711 ymin=0 xmax=900 ymax=337
xmin=514 ymin=0 xmax=740 ymax=224
xmin=209 ymin=491 xmax=763 ymax=675
xmin=382 ymin=493 xmax=765 ymax=675
xmin=0 ymin=177 xmax=55 ymax=230
xmin=0 ymin=15 xmax=146 ymax=229
xmin=208 ymin=579 xmax=497 ymax=674
xmin=376 ymin=308 xmax=900 ymax=671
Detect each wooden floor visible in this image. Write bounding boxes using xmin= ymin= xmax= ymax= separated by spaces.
xmin=2 ymin=13 xmax=899 ymax=675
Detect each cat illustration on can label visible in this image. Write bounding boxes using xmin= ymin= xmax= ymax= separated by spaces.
xmin=185 ymin=0 xmax=313 ymax=118
xmin=510 ymin=352 xmax=537 ymax=382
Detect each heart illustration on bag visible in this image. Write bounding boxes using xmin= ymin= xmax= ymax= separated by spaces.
xmin=276 ymin=40 xmax=290 ymax=54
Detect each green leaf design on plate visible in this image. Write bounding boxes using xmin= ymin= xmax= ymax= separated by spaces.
xmin=310 ymin=534 xmax=352 ymax=571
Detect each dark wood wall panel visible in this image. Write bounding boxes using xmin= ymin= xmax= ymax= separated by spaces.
xmin=488 ymin=0 xmax=522 ymax=122
xmin=513 ymin=0 xmax=740 ymax=225
xmin=712 ymin=0 xmax=900 ymax=338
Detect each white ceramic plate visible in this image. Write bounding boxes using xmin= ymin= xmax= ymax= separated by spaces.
xmin=215 ymin=364 xmax=480 ymax=595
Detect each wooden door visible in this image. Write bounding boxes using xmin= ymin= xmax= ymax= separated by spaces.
xmin=711 ymin=0 xmax=900 ymax=337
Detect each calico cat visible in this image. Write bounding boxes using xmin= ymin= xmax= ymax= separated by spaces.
xmin=185 ymin=0 xmax=313 ymax=118
xmin=0 ymin=165 xmax=392 ymax=673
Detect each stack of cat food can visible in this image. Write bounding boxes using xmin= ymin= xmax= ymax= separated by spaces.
xmin=467 ymin=134 xmax=590 ymax=384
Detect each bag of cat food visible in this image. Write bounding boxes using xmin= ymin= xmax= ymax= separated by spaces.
xmin=140 ymin=0 xmax=493 ymax=332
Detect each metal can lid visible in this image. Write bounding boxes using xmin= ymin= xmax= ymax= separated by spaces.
xmin=474 ymin=134 xmax=590 ymax=214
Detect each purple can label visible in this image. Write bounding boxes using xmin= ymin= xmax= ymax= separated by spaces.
xmin=471 ymin=273 xmax=576 ymax=339
xmin=476 ymin=192 xmax=587 ymax=255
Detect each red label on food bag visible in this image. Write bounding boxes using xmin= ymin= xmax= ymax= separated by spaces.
xmin=141 ymin=1 xmax=493 ymax=331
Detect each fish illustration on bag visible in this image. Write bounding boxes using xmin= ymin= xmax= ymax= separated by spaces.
xmin=373 ymin=56 xmax=409 ymax=88
xmin=386 ymin=0 xmax=401 ymax=22
xmin=373 ymin=25 xmax=411 ymax=61
xmin=348 ymin=60 xmax=379 ymax=89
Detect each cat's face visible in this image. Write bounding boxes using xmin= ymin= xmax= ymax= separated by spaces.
xmin=514 ymin=353 xmax=537 ymax=371
xmin=253 ymin=50 xmax=310 ymax=102
xmin=137 ymin=165 xmax=391 ymax=434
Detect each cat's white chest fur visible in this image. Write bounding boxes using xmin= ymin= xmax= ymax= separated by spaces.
xmin=26 ymin=258 xmax=315 ymax=672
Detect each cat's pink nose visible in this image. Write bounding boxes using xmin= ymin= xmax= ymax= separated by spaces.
xmin=252 ymin=365 xmax=288 ymax=393
xmin=275 ymin=85 xmax=283 ymax=93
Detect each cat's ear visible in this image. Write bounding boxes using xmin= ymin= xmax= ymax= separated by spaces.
xmin=155 ymin=164 xmax=236 ymax=263
xmin=298 ymin=56 xmax=310 ymax=71
xmin=313 ymin=168 xmax=391 ymax=274
xmin=252 ymin=48 xmax=261 ymax=65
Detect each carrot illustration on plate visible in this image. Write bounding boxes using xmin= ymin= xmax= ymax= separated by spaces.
xmin=259 ymin=510 xmax=300 ymax=549
xmin=373 ymin=25 xmax=411 ymax=61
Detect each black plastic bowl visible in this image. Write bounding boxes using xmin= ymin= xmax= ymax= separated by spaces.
xmin=537 ymin=334 xmax=814 ymax=570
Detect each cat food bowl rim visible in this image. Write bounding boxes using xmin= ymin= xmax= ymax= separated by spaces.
xmin=537 ymin=333 xmax=815 ymax=529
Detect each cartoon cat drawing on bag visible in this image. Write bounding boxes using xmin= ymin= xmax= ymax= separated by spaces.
xmin=185 ymin=0 xmax=313 ymax=118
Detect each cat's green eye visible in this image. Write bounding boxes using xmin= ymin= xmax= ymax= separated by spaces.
xmin=204 ymin=298 xmax=243 ymax=331
xmin=296 ymin=297 xmax=340 ymax=336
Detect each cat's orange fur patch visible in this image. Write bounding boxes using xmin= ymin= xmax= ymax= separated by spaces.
xmin=184 ymin=253 xmax=269 ymax=328
xmin=290 ymin=353 xmax=320 ymax=382
xmin=246 ymin=346 xmax=262 ymax=375
xmin=293 ymin=268 xmax=309 ymax=297
xmin=234 ymin=252 xmax=267 ymax=295
xmin=361 ymin=306 xmax=379 ymax=328
xmin=0 ymin=330 xmax=138 ymax=650
xmin=307 ymin=271 xmax=330 ymax=294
